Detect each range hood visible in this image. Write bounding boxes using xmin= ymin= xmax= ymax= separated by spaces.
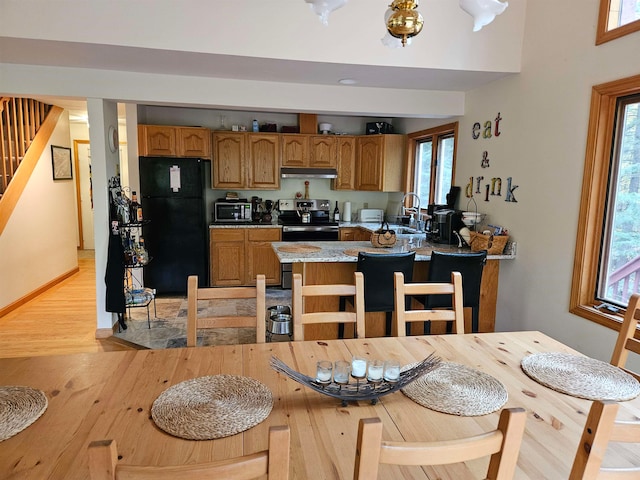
xmin=280 ymin=167 xmax=338 ymax=179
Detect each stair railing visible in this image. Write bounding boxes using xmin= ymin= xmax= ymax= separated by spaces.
xmin=1 ymin=97 xmax=52 ymax=197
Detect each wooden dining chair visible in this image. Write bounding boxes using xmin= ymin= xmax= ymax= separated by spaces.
xmin=569 ymin=400 xmax=640 ymax=479
xmin=353 ymin=408 xmax=527 ymax=480
xmin=292 ymin=271 xmax=365 ymax=341
xmin=186 ymin=274 xmax=266 ymax=347
xmin=610 ymin=293 xmax=640 ymax=381
xmin=88 ymin=425 xmax=290 ymax=479
xmin=393 ymin=271 xmax=464 ymax=336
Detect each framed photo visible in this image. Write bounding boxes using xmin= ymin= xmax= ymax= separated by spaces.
xmin=51 ymin=145 xmax=72 ymax=180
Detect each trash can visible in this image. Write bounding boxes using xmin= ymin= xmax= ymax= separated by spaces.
xmin=266 ymin=305 xmax=292 ymax=341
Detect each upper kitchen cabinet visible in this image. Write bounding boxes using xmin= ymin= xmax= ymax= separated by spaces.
xmin=332 ymin=136 xmax=356 ymax=190
xmin=138 ymin=125 xmax=211 ymax=158
xmin=281 ymin=134 xmax=308 ymax=167
xmin=247 ymin=134 xmax=280 ymax=189
xmin=355 ymin=134 xmax=406 ymax=192
xmin=309 ymin=135 xmax=337 ymax=168
xmin=178 ymin=127 xmax=211 ymax=158
xmin=212 ymin=132 xmax=280 ymax=190
xmin=281 ymin=134 xmax=336 ymax=168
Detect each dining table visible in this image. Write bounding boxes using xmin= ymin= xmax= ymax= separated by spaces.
xmin=1 ymin=331 xmax=639 ymax=479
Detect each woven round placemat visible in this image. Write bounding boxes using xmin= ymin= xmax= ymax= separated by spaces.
xmin=343 ymin=248 xmax=394 ymax=257
xmin=521 ymin=352 xmax=640 ymax=401
xmin=401 ymin=362 xmax=507 ymax=416
xmin=277 ymin=244 xmax=322 ymax=254
xmin=151 ymin=375 xmax=273 ymax=440
xmin=0 ymin=385 xmax=48 ymax=442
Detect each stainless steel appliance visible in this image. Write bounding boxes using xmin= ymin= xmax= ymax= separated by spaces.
xmin=429 ymin=209 xmax=464 ymax=245
xmin=214 ymin=201 xmax=252 ymax=222
xmin=277 ymin=199 xmax=339 ymax=288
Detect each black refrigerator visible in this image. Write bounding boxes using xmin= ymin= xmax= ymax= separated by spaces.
xmin=139 ymin=157 xmax=208 ymax=295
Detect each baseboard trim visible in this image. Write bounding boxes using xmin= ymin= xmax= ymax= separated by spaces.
xmin=0 ymin=266 xmax=80 ymax=318
xmin=95 ymin=328 xmax=113 ymax=339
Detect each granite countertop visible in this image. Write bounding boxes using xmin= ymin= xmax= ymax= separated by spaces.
xmin=272 ymin=237 xmax=515 ymax=263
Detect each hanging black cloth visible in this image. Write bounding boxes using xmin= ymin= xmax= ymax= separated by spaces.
xmin=105 ymin=221 xmax=126 ymax=317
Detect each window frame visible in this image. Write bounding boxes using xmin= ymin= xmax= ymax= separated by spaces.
xmin=596 ymin=0 xmax=640 ymax=45
xmin=405 ymin=122 xmax=458 ymax=211
xmin=570 ymin=73 xmax=640 ymax=332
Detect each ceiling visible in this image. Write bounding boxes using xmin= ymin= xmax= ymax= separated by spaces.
xmin=3 ymin=38 xmax=512 ymax=123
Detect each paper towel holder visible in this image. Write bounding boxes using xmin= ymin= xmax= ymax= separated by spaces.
xmin=343 ymin=201 xmax=352 ymax=223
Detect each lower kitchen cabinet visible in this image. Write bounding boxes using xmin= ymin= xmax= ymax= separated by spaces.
xmin=339 ymin=226 xmax=371 ymax=241
xmin=210 ymin=227 xmax=281 ymax=286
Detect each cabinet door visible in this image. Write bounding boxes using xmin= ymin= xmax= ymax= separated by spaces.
xmin=210 ymin=229 xmax=245 ymax=286
xmin=309 ymin=135 xmax=337 ymax=168
xmin=355 ymin=136 xmax=383 ymax=191
xmin=339 ymin=227 xmax=356 ymax=241
xmin=247 ymin=134 xmax=280 ymax=189
xmin=333 ymin=136 xmax=356 ymax=190
xmin=141 ymin=125 xmax=177 ymax=157
xmin=355 ymin=227 xmax=372 ymax=241
xmin=212 ymin=132 xmax=245 ymax=188
xmin=247 ymin=228 xmax=282 ymax=285
xmin=179 ymin=127 xmax=210 ymax=158
xmin=281 ymin=134 xmax=309 ymax=167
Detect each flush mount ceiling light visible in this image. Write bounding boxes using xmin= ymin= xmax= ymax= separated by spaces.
xmin=385 ymin=0 xmax=424 ymax=47
xmin=305 ymin=0 xmax=347 ymax=26
xmin=459 ymin=0 xmax=508 ymax=32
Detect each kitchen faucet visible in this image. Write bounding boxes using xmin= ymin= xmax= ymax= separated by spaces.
xmin=400 ymin=192 xmax=421 ymax=229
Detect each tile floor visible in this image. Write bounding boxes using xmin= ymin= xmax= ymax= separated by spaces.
xmin=114 ymin=288 xmax=292 ymax=349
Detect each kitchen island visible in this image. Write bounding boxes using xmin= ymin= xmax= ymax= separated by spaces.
xmin=272 ymin=237 xmax=515 ymax=339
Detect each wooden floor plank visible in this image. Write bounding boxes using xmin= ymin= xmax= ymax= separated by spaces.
xmin=0 ymin=250 xmax=134 ymax=358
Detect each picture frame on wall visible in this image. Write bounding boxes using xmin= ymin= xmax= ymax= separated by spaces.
xmin=51 ymin=145 xmax=72 ymax=180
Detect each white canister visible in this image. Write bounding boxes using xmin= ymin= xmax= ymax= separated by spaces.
xmin=343 ymin=201 xmax=351 ymax=223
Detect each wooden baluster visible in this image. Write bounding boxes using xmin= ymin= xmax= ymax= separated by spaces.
xmin=0 ymin=99 xmax=7 ymax=193
xmin=22 ymin=98 xmax=31 ymax=150
xmin=16 ymin=98 xmax=25 ymax=158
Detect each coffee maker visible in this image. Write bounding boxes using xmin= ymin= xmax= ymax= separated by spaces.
xmin=430 ymin=209 xmax=464 ymax=245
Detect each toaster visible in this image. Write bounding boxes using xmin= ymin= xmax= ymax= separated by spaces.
xmin=358 ymin=208 xmax=384 ymax=223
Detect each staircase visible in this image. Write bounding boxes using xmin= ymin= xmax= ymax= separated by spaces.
xmin=0 ymin=97 xmax=52 ymax=198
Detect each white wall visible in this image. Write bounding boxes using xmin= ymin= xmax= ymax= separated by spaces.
xmin=455 ymin=0 xmax=640 ymax=370
xmin=0 ymin=114 xmax=78 ymax=309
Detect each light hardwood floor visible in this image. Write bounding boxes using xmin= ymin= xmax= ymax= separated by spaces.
xmin=0 ymin=251 xmax=135 ymax=359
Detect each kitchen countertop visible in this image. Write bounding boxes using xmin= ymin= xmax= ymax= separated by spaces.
xmin=272 ymin=238 xmax=515 ymax=263
xmin=209 ymin=222 xmax=281 ymax=228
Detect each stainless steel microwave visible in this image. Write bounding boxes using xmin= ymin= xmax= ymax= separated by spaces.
xmin=214 ymin=202 xmax=252 ymax=222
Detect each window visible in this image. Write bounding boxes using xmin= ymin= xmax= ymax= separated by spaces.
xmin=571 ymin=74 xmax=640 ymax=331
xmin=596 ymin=0 xmax=640 ymax=45
xmin=407 ymin=122 xmax=457 ymax=210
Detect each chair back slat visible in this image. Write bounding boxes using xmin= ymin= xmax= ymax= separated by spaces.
xmin=293 ymin=272 xmax=365 ymax=341
xmin=393 ymin=271 xmax=465 ymax=336
xmin=610 ymin=294 xmax=640 ymax=380
xmin=187 ymin=275 xmax=266 ymax=347
xmin=353 ymin=408 xmax=526 ymax=480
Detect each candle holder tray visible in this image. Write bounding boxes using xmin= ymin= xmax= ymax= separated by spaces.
xmin=270 ymin=354 xmax=441 ymax=406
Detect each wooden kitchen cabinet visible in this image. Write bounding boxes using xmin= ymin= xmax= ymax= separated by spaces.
xmin=178 ymin=127 xmax=211 ymax=158
xmin=247 ymin=134 xmax=280 ymax=189
xmin=332 ymin=136 xmax=356 ymax=190
xmin=281 ymin=134 xmax=336 ymax=168
xmin=138 ymin=125 xmax=176 ymax=156
xmin=247 ymin=228 xmax=282 ymax=285
xmin=212 ymin=132 xmax=279 ymax=189
xmin=138 ymin=125 xmax=211 ymax=158
xmin=355 ymin=134 xmax=406 ymax=192
xmin=210 ymin=229 xmax=245 ymax=286
xmin=210 ymin=227 xmax=281 ymax=286
xmin=339 ymin=226 xmax=371 ymax=241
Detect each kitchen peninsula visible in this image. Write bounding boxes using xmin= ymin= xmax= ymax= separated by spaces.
xmin=272 ymin=233 xmax=515 ymax=339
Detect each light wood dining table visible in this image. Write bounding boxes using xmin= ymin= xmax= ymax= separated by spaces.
xmin=1 ymin=331 xmax=639 ymax=479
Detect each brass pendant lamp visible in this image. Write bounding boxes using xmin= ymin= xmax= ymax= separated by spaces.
xmin=386 ymin=0 xmax=424 ymax=47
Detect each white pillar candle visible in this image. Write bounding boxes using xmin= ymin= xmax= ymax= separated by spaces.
xmin=367 ymin=360 xmax=384 ymax=381
xmin=383 ymin=360 xmax=400 ymax=382
xmin=316 ymin=361 xmax=332 ymax=383
xmin=333 ymin=360 xmax=350 ymax=384
xmin=351 ymin=357 xmax=367 ymax=378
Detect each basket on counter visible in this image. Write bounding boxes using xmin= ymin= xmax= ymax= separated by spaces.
xmin=469 ymin=232 xmax=509 ymax=255
xmin=370 ymin=222 xmax=397 ymax=248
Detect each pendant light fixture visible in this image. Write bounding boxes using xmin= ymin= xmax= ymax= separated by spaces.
xmin=305 ymin=0 xmax=347 ymax=26
xmin=385 ymin=0 xmax=424 ymax=47
xmin=459 ymin=0 xmax=508 ymax=32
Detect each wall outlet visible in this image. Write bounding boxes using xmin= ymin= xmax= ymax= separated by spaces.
xmin=364 ymin=202 xmax=369 ymax=208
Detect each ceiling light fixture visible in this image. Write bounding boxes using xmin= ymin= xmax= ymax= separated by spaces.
xmin=459 ymin=0 xmax=508 ymax=32
xmin=305 ymin=0 xmax=347 ymax=26
xmin=385 ymin=0 xmax=424 ymax=47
